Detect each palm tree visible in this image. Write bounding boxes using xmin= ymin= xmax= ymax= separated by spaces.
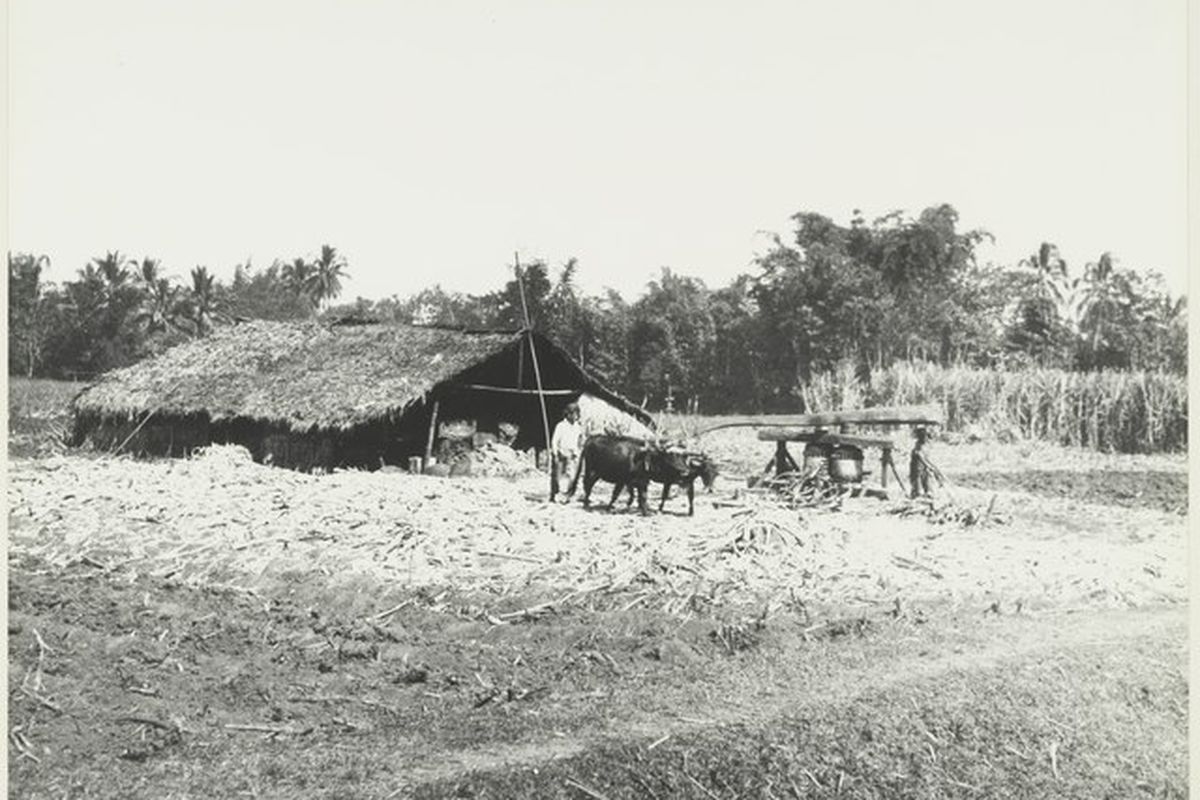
xmin=132 ymin=257 xmax=184 ymax=333
xmin=137 ymin=257 xmax=162 ymax=287
xmin=91 ymin=251 xmax=133 ymax=312
xmin=1077 ymin=252 xmax=1138 ymax=368
xmin=1080 ymin=253 xmax=1113 ymax=340
xmin=8 ymin=253 xmax=52 ymax=377
xmin=188 ymin=266 xmax=219 ymax=336
xmin=281 ymin=257 xmax=317 ymax=310
xmin=75 ymin=251 xmax=144 ymax=344
xmin=93 ymin=250 xmax=130 ymax=285
xmin=311 ymin=245 xmax=347 ymax=310
xmin=134 ymin=277 xmax=185 ymax=335
xmin=1021 ymin=241 xmax=1092 ymax=333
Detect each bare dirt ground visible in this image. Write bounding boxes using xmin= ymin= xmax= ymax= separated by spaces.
xmin=6 ymin=403 xmax=1189 ymax=798
xmin=6 ymin=552 xmax=1186 ymax=799
xmin=950 ymin=470 xmax=1186 ymax=514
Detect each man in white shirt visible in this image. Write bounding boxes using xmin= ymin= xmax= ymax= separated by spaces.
xmin=550 ymin=402 xmax=583 ymax=501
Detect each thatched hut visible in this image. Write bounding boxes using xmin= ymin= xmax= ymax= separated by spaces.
xmin=70 ymin=320 xmax=652 ymax=472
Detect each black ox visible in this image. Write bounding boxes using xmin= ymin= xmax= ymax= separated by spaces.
xmin=565 ymin=434 xmax=717 ymax=516
xmin=626 ymin=447 xmax=718 ymax=516
xmin=563 ymin=434 xmax=654 ymax=514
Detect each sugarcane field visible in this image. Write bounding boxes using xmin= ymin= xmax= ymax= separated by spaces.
xmin=7 ymin=370 xmax=1188 ymax=799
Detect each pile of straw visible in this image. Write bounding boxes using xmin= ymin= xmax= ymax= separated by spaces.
xmin=578 ymin=393 xmax=655 ymax=439
xmin=888 ymin=496 xmax=1010 ymax=527
xmin=755 ymin=467 xmax=850 ymax=512
xmin=468 ymin=442 xmax=540 ymax=479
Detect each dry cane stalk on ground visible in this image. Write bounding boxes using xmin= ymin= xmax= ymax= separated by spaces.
xmin=7 ymin=444 xmax=1187 ymax=615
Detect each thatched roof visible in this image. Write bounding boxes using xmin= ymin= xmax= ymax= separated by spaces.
xmin=73 ymin=320 xmax=650 ymax=432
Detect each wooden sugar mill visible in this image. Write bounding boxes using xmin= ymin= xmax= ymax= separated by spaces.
xmin=700 ymin=405 xmax=944 ymax=498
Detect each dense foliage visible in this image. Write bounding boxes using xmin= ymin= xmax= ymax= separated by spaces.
xmin=8 ymin=247 xmax=348 ymax=379
xmin=9 ymin=205 xmax=1186 ymax=418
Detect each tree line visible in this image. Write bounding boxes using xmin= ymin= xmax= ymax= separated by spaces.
xmin=8 ymin=204 xmax=1186 ymax=413
xmin=8 ymin=245 xmax=347 ymax=380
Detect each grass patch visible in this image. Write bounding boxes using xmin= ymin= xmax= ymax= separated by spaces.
xmin=8 ymin=376 xmax=81 ymax=418
xmin=8 ymin=377 xmax=80 ymax=457
xmin=417 ymin=631 xmax=1186 ymax=799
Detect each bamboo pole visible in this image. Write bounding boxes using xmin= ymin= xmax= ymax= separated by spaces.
xmin=515 ymin=253 xmax=554 ymax=497
xmin=111 ymin=408 xmax=158 ymax=456
xmin=422 ymin=399 xmax=440 ymax=473
xmin=517 ymin=335 xmax=525 ymax=390
xmin=453 ymin=383 xmax=574 ymax=395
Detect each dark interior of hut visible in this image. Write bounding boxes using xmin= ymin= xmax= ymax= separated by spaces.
xmin=419 ymin=336 xmax=585 ymax=457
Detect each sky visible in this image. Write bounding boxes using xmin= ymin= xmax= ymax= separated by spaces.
xmin=7 ymin=0 xmax=1190 ymax=302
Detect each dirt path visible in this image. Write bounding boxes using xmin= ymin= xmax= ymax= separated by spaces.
xmin=951 ymin=469 xmax=1187 ymax=514
xmin=390 ymin=604 xmax=1186 ymax=790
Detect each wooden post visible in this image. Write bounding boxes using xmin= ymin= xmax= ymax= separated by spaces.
xmin=516 ymin=336 xmax=525 ymax=390
xmin=515 ymin=253 xmax=554 ymax=497
xmin=423 ymin=399 xmax=440 ymax=473
xmin=881 ymin=447 xmax=890 ymax=489
xmin=772 ymin=442 xmax=799 ymax=475
xmin=525 ymin=335 xmax=552 ymax=479
xmin=111 ymin=407 xmax=157 ymax=456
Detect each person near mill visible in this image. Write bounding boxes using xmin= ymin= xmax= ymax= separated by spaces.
xmin=550 ymin=402 xmax=583 ymax=502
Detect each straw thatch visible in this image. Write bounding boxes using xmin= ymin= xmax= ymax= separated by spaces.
xmin=70 ymin=320 xmax=651 ymax=469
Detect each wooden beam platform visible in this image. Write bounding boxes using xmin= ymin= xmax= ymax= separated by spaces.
xmin=756 ymin=429 xmax=896 ymax=449
xmin=699 ymin=405 xmax=942 ymax=435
